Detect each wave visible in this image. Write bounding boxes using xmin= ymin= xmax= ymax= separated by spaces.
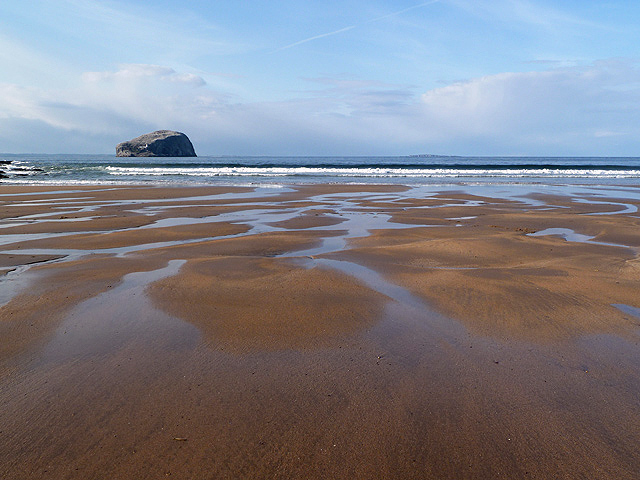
xmin=104 ymin=161 xmax=640 ymax=170
xmin=105 ymin=166 xmax=640 ymax=178
xmin=0 ymin=161 xmax=43 ymax=177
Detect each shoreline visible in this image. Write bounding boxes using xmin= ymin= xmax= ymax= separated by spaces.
xmin=3 ymin=152 xmax=640 ymax=187
xmin=1 ymin=183 xmax=640 ymax=478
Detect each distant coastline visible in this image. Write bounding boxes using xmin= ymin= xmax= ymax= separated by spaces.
xmin=408 ymin=153 xmax=459 ymax=158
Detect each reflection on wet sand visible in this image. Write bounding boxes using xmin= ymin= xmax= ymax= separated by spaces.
xmin=1 ymin=184 xmax=640 ymax=479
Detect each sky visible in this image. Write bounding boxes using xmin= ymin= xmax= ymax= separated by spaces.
xmin=1 ymin=0 xmax=639 ymax=156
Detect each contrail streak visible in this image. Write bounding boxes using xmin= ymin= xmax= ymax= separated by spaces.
xmin=273 ymin=26 xmax=357 ymax=52
xmin=272 ymin=0 xmax=440 ymax=53
xmin=365 ymin=0 xmax=440 ymax=24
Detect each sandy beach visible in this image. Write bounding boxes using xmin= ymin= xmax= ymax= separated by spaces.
xmin=1 ymin=183 xmax=640 ymax=479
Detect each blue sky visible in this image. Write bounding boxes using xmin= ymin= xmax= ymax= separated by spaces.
xmin=1 ymin=0 xmax=639 ymax=155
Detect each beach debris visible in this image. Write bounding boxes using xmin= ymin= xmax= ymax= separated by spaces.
xmin=172 ymin=437 xmax=188 ymax=441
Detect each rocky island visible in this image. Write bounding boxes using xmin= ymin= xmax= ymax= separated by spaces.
xmin=116 ymin=130 xmax=196 ymax=157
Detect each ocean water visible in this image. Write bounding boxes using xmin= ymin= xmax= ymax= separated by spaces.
xmin=1 ymin=154 xmax=640 ymax=186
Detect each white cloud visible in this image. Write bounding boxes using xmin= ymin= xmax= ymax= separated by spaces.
xmin=418 ymin=60 xmax=640 ymax=146
xmin=83 ymin=64 xmax=206 ymax=86
xmin=0 ymin=64 xmax=210 ymax=141
xmin=1 ymin=60 xmax=640 ymax=155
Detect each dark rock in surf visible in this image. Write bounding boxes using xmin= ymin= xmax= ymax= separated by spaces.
xmin=0 ymin=159 xmax=10 ymax=178
xmin=116 ymin=130 xmax=197 ymax=157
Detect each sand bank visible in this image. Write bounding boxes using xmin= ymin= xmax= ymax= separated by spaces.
xmin=1 ymin=184 xmax=639 ymax=479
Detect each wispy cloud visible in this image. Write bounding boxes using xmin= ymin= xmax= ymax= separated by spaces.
xmin=83 ymin=64 xmax=207 ymax=87
xmin=273 ymin=1 xmax=440 ymax=52
xmin=46 ymin=0 xmax=252 ymax=59
xmin=448 ymin=0 xmax=607 ymax=30
xmin=0 ymin=32 xmax=79 ymax=86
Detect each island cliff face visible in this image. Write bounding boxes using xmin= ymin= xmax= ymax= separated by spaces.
xmin=116 ymin=130 xmax=197 ymax=157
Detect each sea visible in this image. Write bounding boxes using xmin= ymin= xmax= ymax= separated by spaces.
xmin=2 ymin=154 xmax=640 ymax=186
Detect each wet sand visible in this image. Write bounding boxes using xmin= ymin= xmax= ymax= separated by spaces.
xmin=1 ymin=184 xmax=640 ymax=479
